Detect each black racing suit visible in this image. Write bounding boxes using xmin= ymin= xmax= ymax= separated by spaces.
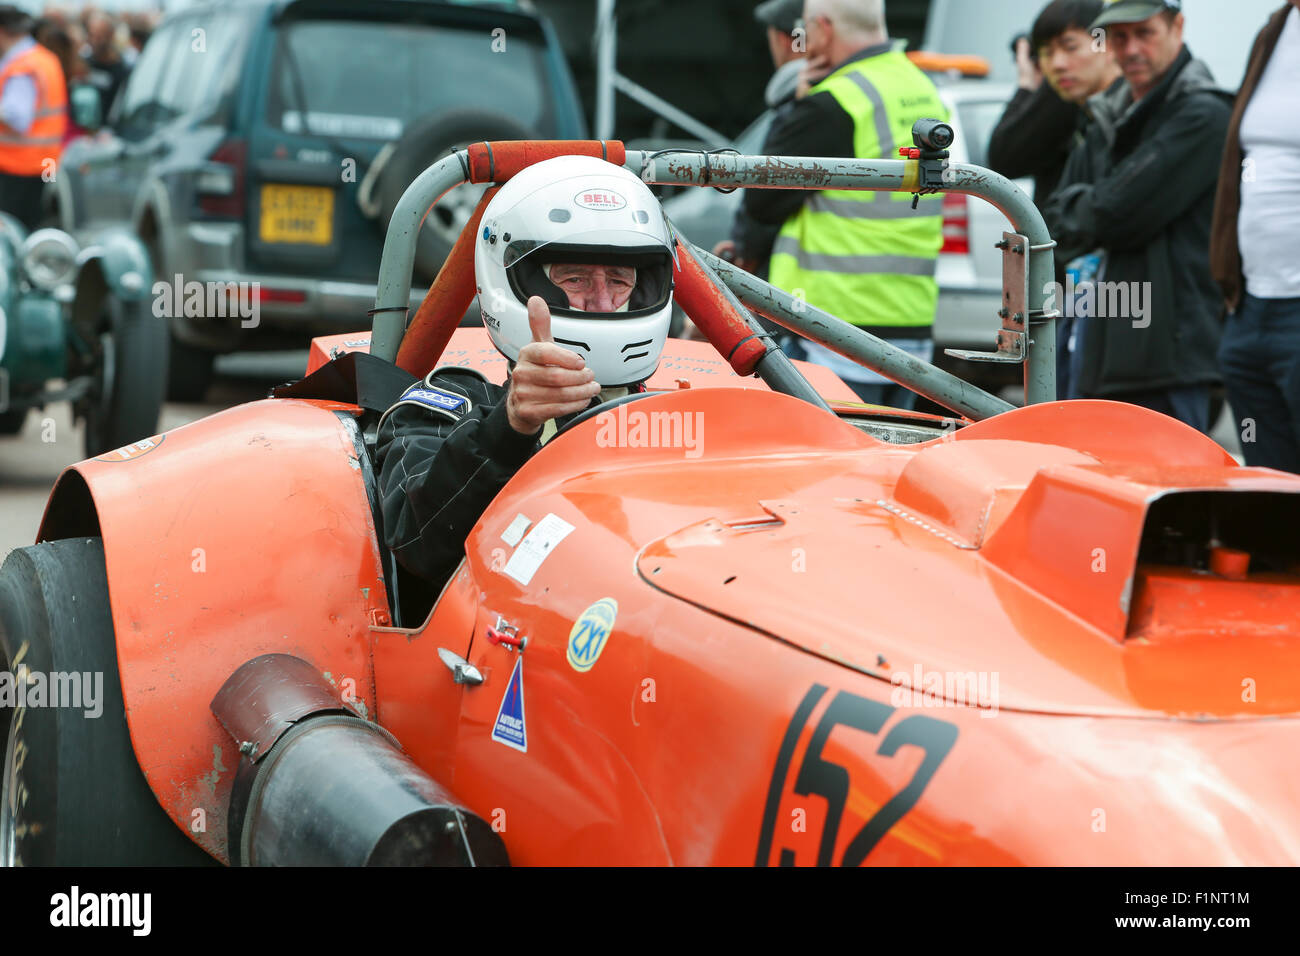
xmin=374 ymin=365 xmax=629 ymax=587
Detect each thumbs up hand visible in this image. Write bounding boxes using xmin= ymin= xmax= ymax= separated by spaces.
xmin=505 ymin=296 xmax=602 ymax=435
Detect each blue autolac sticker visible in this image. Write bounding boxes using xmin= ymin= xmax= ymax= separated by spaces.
xmin=491 ymin=657 xmax=527 ymax=752
xmin=402 ymin=385 xmax=468 ymax=414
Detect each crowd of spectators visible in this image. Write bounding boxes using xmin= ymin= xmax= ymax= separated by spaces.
xmin=987 ymin=0 xmax=1300 ymax=471
xmin=34 ymin=4 xmax=156 ymax=125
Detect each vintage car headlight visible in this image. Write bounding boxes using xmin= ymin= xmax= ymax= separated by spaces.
xmin=20 ymin=229 xmax=80 ymax=291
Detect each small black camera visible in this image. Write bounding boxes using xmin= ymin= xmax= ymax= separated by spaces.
xmin=912 ymin=118 xmax=955 ymax=154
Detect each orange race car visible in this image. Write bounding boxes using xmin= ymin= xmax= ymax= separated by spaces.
xmin=2 ymin=133 xmax=1298 ymax=867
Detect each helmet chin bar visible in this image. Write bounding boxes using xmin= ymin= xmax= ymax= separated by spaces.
xmin=552 ymin=301 xmax=635 ymax=316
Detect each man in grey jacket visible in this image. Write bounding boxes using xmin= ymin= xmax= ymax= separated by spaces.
xmin=1043 ymin=0 xmax=1231 ymax=430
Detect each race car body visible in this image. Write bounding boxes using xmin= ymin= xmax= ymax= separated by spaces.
xmin=4 ymin=138 xmax=1299 ymax=867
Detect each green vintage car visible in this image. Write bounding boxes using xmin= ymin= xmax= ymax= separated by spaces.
xmin=0 ymin=213 xmax=165 ymax=458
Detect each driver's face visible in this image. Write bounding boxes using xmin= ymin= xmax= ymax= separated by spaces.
xmin=549 ymin=263 xmax=636 ymax=312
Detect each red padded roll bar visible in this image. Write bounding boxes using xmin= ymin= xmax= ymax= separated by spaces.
xmin=672 ymin=243 xmax=768 ymax=377
xmin=466 ymin=140 xmax=627 ymax=184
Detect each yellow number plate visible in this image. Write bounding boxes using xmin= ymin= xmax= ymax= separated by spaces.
xmin=259 ymin=184 xmax=334 ymax=245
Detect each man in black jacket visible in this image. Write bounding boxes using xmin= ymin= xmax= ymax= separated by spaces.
xmin=990 ymin=0 xmax=1122 ymax=398
xmin=1042 ymin=0 xmax=1231 ymax=430
xmin=987 ymin=0 xmax=1123 ymax=398
xmin=988 ymin=0 xmax=1119 ymax=209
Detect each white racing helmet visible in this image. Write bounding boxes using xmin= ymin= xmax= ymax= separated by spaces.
xmin=475 ymin=155 xmax=676 ymax=387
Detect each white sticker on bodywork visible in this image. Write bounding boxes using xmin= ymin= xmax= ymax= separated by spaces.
xmin=501 ymin=513 xmax=532 ymax=547
xmin=503 ymin=513 xmax=575 ymax=585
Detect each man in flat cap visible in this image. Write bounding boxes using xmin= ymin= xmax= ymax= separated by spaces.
xmin=1043 ymin=0 xmax=1230 ymax=430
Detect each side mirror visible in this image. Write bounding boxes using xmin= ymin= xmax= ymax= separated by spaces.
xmin=70 ymin=84 xmax=102 ymax=132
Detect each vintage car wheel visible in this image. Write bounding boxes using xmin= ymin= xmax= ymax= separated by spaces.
xmin=167 ymin=336 xmax=216 ymax=404
xmin=82 ymin=296 xmax=168 ymax=459
xmin=0 ymin=538 xmax=213 ymax=865
xmin=374 ymin=109 xmax=536 ymax=284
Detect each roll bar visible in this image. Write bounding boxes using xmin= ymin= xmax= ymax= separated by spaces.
xmin=371 ymin=139 xmax=1057 ymax=417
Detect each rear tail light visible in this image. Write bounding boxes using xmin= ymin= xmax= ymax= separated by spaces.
xmin=197 ymin=139 xmax=247 ymax=219
xmin=257 ymin=287 xmax=307 ymax=304
xmin=940 ymin=193 xmax=969 ymax=255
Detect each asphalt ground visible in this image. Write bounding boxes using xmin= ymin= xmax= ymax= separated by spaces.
xmin=0 ymin=353 xmax=1244 ymax=565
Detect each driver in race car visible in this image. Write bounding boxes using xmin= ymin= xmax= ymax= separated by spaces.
xmin=375 ymin=156 xmax=676 ymax=586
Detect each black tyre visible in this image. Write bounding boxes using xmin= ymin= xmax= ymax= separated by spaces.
xmin=82 ymin=295 xmax=168 ymax=459
xmin=166 ymin=335 xmax=216 ymax=403
xmin=0 ymin=538 xmax=214 ymax=864
xmin=375 ymin=109 xmax=536 ymax=284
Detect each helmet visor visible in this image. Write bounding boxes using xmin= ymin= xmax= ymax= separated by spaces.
xmin=500 ymin=230 xmax=675 ymax=319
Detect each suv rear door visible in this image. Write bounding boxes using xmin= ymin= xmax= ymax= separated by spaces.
xmin=71 ymin=19 xmax=180 ymax=230
xmin=246 ymin=2 xmax=582 ymax=282
xmin=70 ymin=10 xmax=249 ymax=234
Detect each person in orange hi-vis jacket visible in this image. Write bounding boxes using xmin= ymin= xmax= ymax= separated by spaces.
xmin=0 ymin=4 xmax=66 ymax=229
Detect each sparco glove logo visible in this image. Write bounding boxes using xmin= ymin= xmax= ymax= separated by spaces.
xmin=575 ymin=189 xmax=626 ymax=211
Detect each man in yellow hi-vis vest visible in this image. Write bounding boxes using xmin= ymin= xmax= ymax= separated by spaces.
xmin=743 ymin=0 xmax=948 ymax=409
xmin=0 ymin=5 xmax=66 ymax=230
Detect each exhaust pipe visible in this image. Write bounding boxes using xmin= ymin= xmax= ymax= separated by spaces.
xmin=212 ymin=654 xmax=507 ymax=866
